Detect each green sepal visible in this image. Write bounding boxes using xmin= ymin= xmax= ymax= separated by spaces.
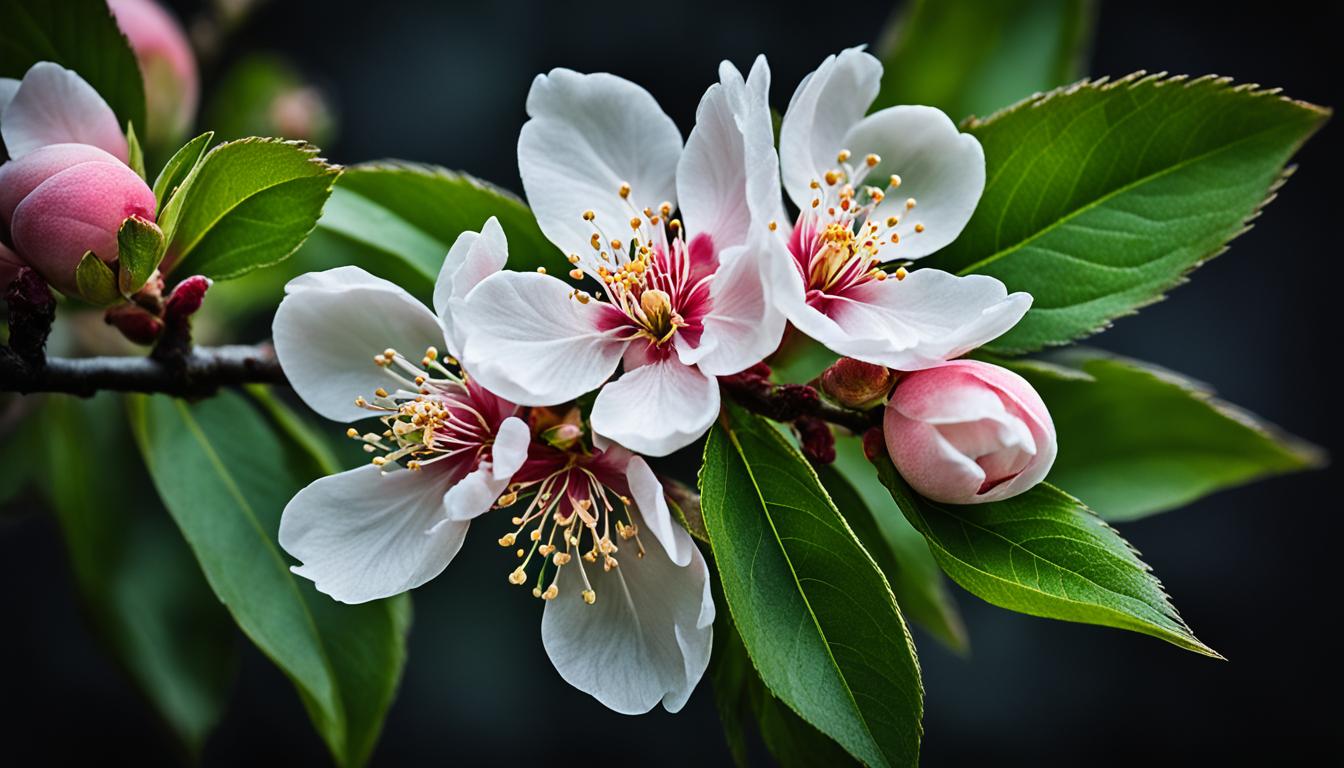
xmin=117 ymin=214 xmax=167 ymax=295
xmin=75 ymin=251 xmax=122 ymax=306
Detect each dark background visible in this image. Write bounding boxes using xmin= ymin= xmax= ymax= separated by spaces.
xmin=2 ymin=0 xmax=1340 ymax=765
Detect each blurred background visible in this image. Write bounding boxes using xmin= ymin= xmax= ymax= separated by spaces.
xmin=2 ymin=0 xmax=1339 ymax=764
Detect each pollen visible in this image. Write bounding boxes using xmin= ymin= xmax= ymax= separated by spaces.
xmin=865 ymin=153 xmax=880 ymax=167
xmin=824 ymin=170 xmax=840 ymax=186
xmin=905 ymin=197 xmax=917 ymax=210
xmin=582 ymin=209 xmax=596 ymax=221
xmin=629 ymin=216 xmax=642 ymax=231
xmin=914 ymin=223 xmax=925 ymax=233
xmin=836 ymin=149 xmax=851 ymax=163
xmin=618 ymin=181 xmax=631 ymax=198
xmin=889 ymin=174 xmax=902 ymax=188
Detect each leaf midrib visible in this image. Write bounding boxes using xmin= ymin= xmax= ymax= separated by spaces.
xmin=956 ymin=106 xmax=1311 ymax=277
xmin=722 ymin=425 xmax=888 ymax=766
xmin=137 ymin=397 xmax=350 ymax=757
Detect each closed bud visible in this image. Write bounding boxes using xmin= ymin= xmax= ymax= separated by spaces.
xmin=820 ymin=357 xmax=895 ymax=409
xmin=108 ymin=0 xmax=199 ymax=146
xmin=884 ymin=360 xmax=1056 ymax=504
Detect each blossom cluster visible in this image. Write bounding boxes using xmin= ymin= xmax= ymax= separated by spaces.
xmin=270 ymin=48 xmax=1058 ymax=714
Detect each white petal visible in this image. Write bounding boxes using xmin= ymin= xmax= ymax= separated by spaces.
xmin=541 ymin=515 xmax=714 ymax=714
xmin=680 ymin=235 xmax=786 ymax=376
xmin=791 ymin=269 xmax=1031 ymax=370
xmin=518 ymin=69 xmax=681 ymax=259
xmin=434 ymin=216 xmax=508 ymax=358
xmin=625 ymin=455 xmax=691 ymax=567
xmin=273 ymin=266 xmax=446 ymax=422
xmin=591 ymin=357 xmax=719 ymax=457
xmin=1 ymin=63 xmax=128 ymax=161
xmin=779 ymin=48 xmax=881 ymax=211
xmin=677 ymin=57 xmax=780 ymax=251
xmin=459 ymin=270 xmax=627 ymax=406
xmin=847 ymin=106 xmax=986 ymax=259
xmin=442 ymin=464 xmax=508 ymax=523
xmin=0 ymin=78 xmax=18 ymax=117
xmin=491 ymin=415 xmax=532 ymax=480
xmin=279 ymin=465 xmax=468 ymax=604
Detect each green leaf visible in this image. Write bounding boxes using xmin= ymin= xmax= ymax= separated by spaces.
xmin=874 ymin=0 xmax=1096 ymax=119
xmin=826 ymin=437 xmax=968 ymax=652
xmin=126 ymin=122 xmax=146 ymax=180
xmin=869 ymin=451 xmax=1221 ymax=658
xmin=152 ymin=131 xmax=215 ymax=212
xmin=711 ymin=612 xmax=857 ymax=768
xmin=75 ymin=251 xmax=120 ymax=305
xmin=160 ymin=138 xmax=340 ymax=280
xmin=116 ymin=214 xmax=166 ymax=295
xmin=700 ymin=404 xmax=923 ymax=768
xmin=316 ymin=162 xmax=563 ymax=289
xmin=926 ymin=74 xmax=1329 ymax=353
xmin=127 ymin=390 xmax=410 ymax=767
xmin=1004 ymin=351 xmax=1324 ymax=521
xmin=0 ymin=0 xmax=146 ymax=141
xmin=42 ymin=393 xmax=236 ymax=756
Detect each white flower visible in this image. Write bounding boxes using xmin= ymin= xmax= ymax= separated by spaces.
xmin=272 ymin=220 xmax=713 ymax=713
xmin=768 ymin=48 xmax=1032 ymax=370
xmin=458 ymin=57 xmax=786 ymax=457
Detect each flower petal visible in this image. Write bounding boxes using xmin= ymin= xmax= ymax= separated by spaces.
xmin=590 ymin=357 xmax=719 ymax=457
xmin=679 ymin=234 xmax=786 ymax=376
xmin=491 ymin=415 xmax=532 ymax=481
xmin=0 ymin=77 xmax=19 ymax=120
xmin=459 ymin=270 xmax=627 ymax=406
xmin=793 ymin=269 xmax=1031 ymax=370
xmin=0 ymin=142 xmax=124 ymax=226
xmin=273 ymin=266 xmax=446 ymax=423
xmin=541 ymin=513 xmax=714 ymax=714
xmin=1 ymin=63 xmax=129 ymax=161
xmin=518 ymin=68 xmax=681 ymax=259
xmin=441 ymin=416 xmax=530 ymax=523
xmin=434 ymin=216 xmax=508 ymax=358
xmin=846 ymin=105 xmax=986 ymax=259
xmin=677 ymin=57 xmax=779 ymax=250
xmin=625 ymin=454 xmax=692 ymax=567
xmin=279 ymin=464 xmax=468 ymax=604
xmin=779 ymin=48 xmax=881 ymax=211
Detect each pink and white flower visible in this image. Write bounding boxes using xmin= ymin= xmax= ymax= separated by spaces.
xmin=0 ymin=63 xmax=154 ymax=295
xmin=274 ymin=220 xmax=712 ymax=714
xmin=768 ymin=48 xmax=1032 ymax=370
xmin=459 ymin=58 xmax=785 ymax=457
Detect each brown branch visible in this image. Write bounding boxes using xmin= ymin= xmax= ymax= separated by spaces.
xmin=1 ymin=343 xmax=880 ymax=433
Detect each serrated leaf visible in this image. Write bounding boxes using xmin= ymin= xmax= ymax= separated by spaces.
xmin=925 ymin=74 xmax=1329 ymax=353
xmin=127 ymin=390 xmax=410 ymax=767
xmin=160 ymin=138 xmax=340 ymax=280
xmin=75 ymin=251 xmax=120 ymax=305
xmin=0 ymin=0 xmax=146 ymax=139
xmin=152 ymin=131 xmax=214 ymax=211
xmin=117 ymin=214 xmax=166 ymax=295
xmin=700 ymin=404 xmax=923 ymax=768
xmin=711 ymin=612 xmax=857 ymax=768
xmin=41 ymin=393 xmax=236 ymax=756
xmin=827 ymin=437 xmax=968 ymax=652
xmin=1004 ymin=351 xmax=1324 ymax=521
xmin=874 ymin=0 xmax=1096 ymax=119
xmin=870 ymin=450 xmax=1221 ymax=658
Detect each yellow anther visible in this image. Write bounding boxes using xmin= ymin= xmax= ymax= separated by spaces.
xmin=610 ymin=239 xmax=622 ymax=251
xmin=374 ymin=388 xmax=389 ymax=398
xmin=498 ymin=533 xmax=516 ymax=547
xmin=810 ymin=179 xmax=821 ymax=189
xmin=424 ymin=346 xmax=438 ymax=361
xmin=346 ymin=428 xmax=359 ymax=438
xmin=371 ymin=456 xmax=387 ymax=467
xmin=590 ymin=233 xmax=602 ymax=250
xmin=414 ymin=375 xmax=426 ymax=385
xmin=659 ymin=202 xmax=672 ymax=217
xmin=407 ymin=461 xmax=421 ymax=471
xmin=837 ymin=149 xmax=851 ymax=163
xmin=530 ymin=529 xmax=542 ymax=542
xmin=865 ymin=153 xmax=880 ymax=167
xmin=582 ymin=209 xmax=596 ymax=221
xmin=542 ymin=585 xmax=559 ymax=600
xmin=768 ymin=220 xmax=778 ymax=231
xmin=629 ymin=216 xmax=642 ymax=231
xmin=575 ymin=292 xmax=591 ymax=304
xmin=905 ymin=197 xmax=917 ymax=209
xmin=811 ymin=199 xmax=820 ymax=209
xmin=895 ymin=266 xmax=909 ymax=280
xmin=508 ymin=567 xmax=527 ymax=585
xmin=373 ymin=354 xmax=386 ymax=366
xmin=914 ymin=223 xmax=925 ymax=233
xmin=569 ymin=268 xmax=584 ymax=280
xmin=354 ymin=396 xmax=368 ymax=407
xmin=824 ymin=170 xmax=839 ymax=186
xmin=889 ymin=174 xmax=902 ymax=188
xmin=618 ymin=181 xmax=631 ymax=198
xmin=568 ymin=253 xmax=581 ymax=264
xmin=497 ymin=491 xmax=517 ymax=507
xmin=553 ymin=552 xmax=572 ymax=565
xmin=669 ymin=219 xmax=681 ymax=230
xmin=890 ymin=233 xmax=900 ymax=244
xmin=516 ymin=548 xmax=525 ymax=557
xmin=581 ymin=589 xmax=597 ymax=605
xmin=536 ymin=267 xmax=547 ymax=274
xmin=532 ymin=586 xmax=543 ymax=598
xmin=886 ymin=216 xmax=899 ymax=227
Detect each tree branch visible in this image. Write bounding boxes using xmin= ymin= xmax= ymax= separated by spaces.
xmin=1 ymin=344 xmax=880 ymax=432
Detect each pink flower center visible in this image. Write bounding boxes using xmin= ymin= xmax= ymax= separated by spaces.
xmin=786 ymin=148 xmax=925 ymax=306
xmin=560 ymin=186 xmax=719 ymax=354
xmin=345 ymin=345 xmax=507 ymax=476
xmin=494 ymin=442 xmax=649 ymax=605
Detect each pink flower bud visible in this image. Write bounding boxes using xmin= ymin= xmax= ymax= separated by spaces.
xmin=883 ymin=360 xmax=1056 ymax=504
xmin=9 ymin=160 xmax=156 ymax=296
xmin=0 ymin=142 xmax=124 ymax=227
xmin=820 ymin=357 xmax=896 ymax=409
xmin=108 ymin=0 xmax=198 ymax=144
